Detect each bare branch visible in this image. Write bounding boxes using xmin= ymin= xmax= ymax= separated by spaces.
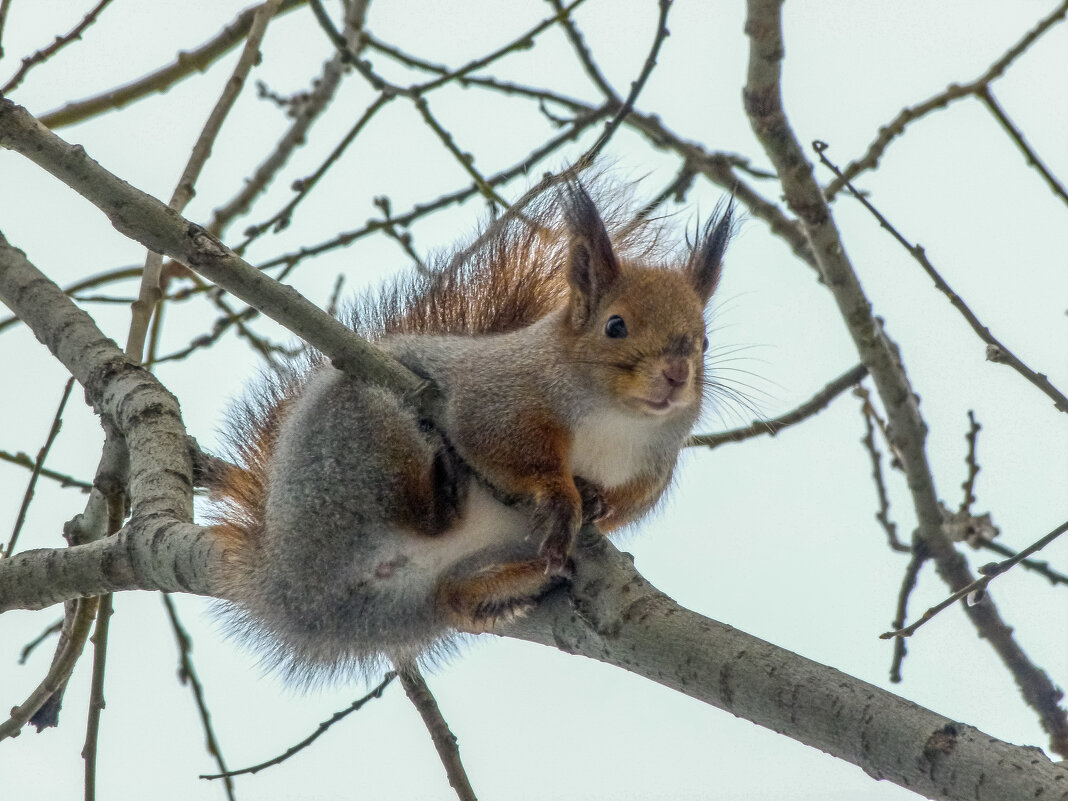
xmin=690 ymin=364 xmax=866 ymax=450
xmin=499 ymin=529 xmax=1068 ymax=801
xmin=412 ymin=95 xmax=508 ymax=209
xmin=889 ymin=539 xmax=929 ymax=683
xmin=977 ymin=85 xmax=1068 ymax=207
xmin=128 ymin=0 xmax=284 ymax=364
xmin=398 ymin=666 xmax=478 ymax=801
xmin=201 ymin=673 xmax=396 ymax=780
xmin=0 ymin=450 xmax=92 ymax=492
xmin=3 ymin=377 xmax=75 ymax=557
xmin=855 ymin=387 xmax=908 ymax=553
xmin=0 ymin=266 xmax=143 ymax=335
xmin=0 ymin=0 xmax=12 ymax=59
xmin=238 ymin=92 xmax=393 ymax=247
xmin=413 ymin=0 xmax=592 ymax=95
xmin=815 ymin=140 xmax=1068 ymax=414
xmin=823 ymin=0 xmax=1068 ymax=199
xmin=208 ymin=3 xmax=369 ymax=244
xmin=960 ymin=411 xmax=981 ymax=515
xmin=162 ymin=595 xmax=235 ymax=801
xmin=743 ymin=0 xmax=1068 ymax=755
xmin=546 ymin=0 xmax=618 ymax=100
xmin=0 ymin=98 xmax=421 ymax=396
xmin=36 ymin=0 xmax=308 ymax=129
xmin=576 ymin=0 xmax=671 ymax=167
xmin=255 ymin=106 xmax=608 ymax=274
xmin=883 ymin=519 xmax=1068 ymax=640
xmin=19 ymin=618 xmax=63 ymax=664
xmin=83 ymin=576 xmax=116 ymax=801
xmin=0 ymin=596 xmax=99 ymax=740
xmin=1 ymin=0 xmax=113 ymax=95
xmin=976 ymin=539 xmax=1068 ymax=588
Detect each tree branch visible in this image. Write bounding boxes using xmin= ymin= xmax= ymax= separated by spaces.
xmin=690 ymin=363 xmax=866 ymax=450
xmin=36 ymin=0 xmax=309 ymax=129
xmin=499 ymin=529 xmax=1068 ymax=801
xmin=398 ymin=666 xmax=478 ymax=801
xmin=742 ymin=0 xmax=1068 ymax=756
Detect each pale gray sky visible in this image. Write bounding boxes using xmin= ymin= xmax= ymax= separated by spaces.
xmin=1 ymin=2 xmax=1066 ymax=799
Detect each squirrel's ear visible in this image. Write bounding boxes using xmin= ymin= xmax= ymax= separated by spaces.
xmin=561 ymin=181 xmax=621 ymax=327
xmin=689 ymin=198 xmax=734 ymax=302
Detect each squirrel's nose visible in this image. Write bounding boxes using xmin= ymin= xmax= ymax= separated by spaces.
xmin=662 ymin=358 xmax=689 ymax=387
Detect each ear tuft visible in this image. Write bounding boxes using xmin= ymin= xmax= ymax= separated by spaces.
xmin=689 ymin=197 xmax=734 ymax=302
xmin=560 ymin=181 xmax=621 ymax=326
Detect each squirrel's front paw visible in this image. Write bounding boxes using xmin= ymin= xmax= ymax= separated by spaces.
xmin=539 ymin=530 xmax=575 ymax=577
xmin=574 ymin=475 xmax=610 ymax=525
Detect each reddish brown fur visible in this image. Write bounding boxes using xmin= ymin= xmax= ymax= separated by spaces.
xmin=437 ymin=560 xmax=560 ymax=632
xmin=207 ymin=366 xmax=305 ymax=576
xmin=349 ymin=183 xmax=673 ymax=341
xmin=211 ymin=181 xmax=691 ymax=599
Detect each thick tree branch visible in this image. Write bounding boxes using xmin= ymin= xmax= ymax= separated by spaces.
xmin=500 ymin=530 xmax=1068 ymax=801
xmin=0 ymin=234 xmax=226 ymax=612
xmin=0 ymin=98 xmax=420 ymax=397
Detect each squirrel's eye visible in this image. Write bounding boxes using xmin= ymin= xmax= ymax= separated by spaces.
xmin=604 ymin=315 xmax=628 ymax=339
xmin=702 ymin=335 xmax=709 ymax=352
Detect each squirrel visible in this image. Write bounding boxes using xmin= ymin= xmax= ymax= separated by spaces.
xmin=207 ymin=180 xmax=733 ymax=682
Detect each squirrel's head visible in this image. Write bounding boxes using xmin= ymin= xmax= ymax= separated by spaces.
xmin=559 ymin=182 xmax=733 ymax=419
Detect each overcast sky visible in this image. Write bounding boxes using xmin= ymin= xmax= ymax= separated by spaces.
xmin=1 ymin=2 xmax=1066 ymax=799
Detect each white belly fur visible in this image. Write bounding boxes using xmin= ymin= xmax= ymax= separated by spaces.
xmin=568 ymin=410 xmax=657 ymax=488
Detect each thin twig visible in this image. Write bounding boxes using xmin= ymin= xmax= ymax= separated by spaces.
xmin=976 ymin=539 xmax=1068 ymax=588
xmin=201 ymin=673 xmax=396 ymax=780
xmin=1 ymin=0 xmax=113 ymax=94
xmin=207 ymin=0 xmax=370 ymax=239
xmin=546 ymin=0 xmax=618 ymax=100
xmin=325 ymin=274 xmax=346 ymax=317
xmin=19 ymin=619 xmax=63 ymax=664
xmin=977 ymin=85 xmax=1068 ymax=207
xmin=82 ymin=473 xmax=123 ymax=801
xmin=398 ymin=666 xmax=478 ymax=801
xmin=236 ymin=92 xmax=392 ymax=248
xmin=814 ymin=141 xmax=1068 ymax=414
xmin=634 ymin=162 xmax=698 ymax=221
xmin=823 ymin=0 xmax=1068 ymax=199
xmin=0 ymin=451 xmax=92 ymax=491
xmin=0 ymin=596 xmax=99 ymax=741
xmin=960 ymin=411 xmax=981 ymax=515
xmin=855 ymin=388 xmax=909 ymax=553
xmin=127 ymin=0 xmax=283 ymax=363
xmin=82 ymin=592 xmax=111 ymax=801
xmin=3 ymin=377 xmax=75 ymax=557
xmin=162 ymin=595 xmax=236 ymax=801
xmin=690 ymin=364 xmax=867 ymax=449
xmin=373 ymin=196 xmax=427 ymax=270
xmin=576 ymin=0 xmax=671 ymax=167
xmin=36 ymin=0 xmax=308 ymax=129
xmin=413 ymin=0 xmax=591 ymax=95
xmin=151 ymin=307 xmax=258 ymax=366
xmin=0 ymin=0 xmax=13 ymax=60
xmin=889 ymin=539 xmax=930 ymax=683
xmin=882 ymin=519 xmax=1068 ymax=639
xmin=255 ymin=108 xmax=607 ymax=274
xmin=412 ymin=96 xmax=508 ymax=209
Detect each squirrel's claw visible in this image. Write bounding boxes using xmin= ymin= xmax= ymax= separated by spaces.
xmin=574 ymin=475 xmax=610 ymax=525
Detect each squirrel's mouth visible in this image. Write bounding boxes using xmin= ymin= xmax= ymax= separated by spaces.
xmin=637 ymin=389 xmax=690 ymax=415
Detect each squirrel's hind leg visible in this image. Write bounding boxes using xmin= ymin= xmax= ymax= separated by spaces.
xmin=436 ymin=558 xmax=564 ymax=632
